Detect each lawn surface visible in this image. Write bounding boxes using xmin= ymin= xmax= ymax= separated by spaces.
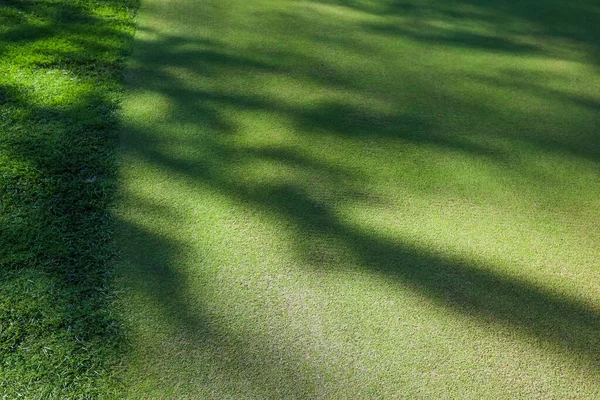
xmin=0 ymin=0 xmax=137 ymax=397
xmin=116 ymin=0 xmax=600 ymax=398
xmin=2 ymin=0 xmax=599 ymax=398
xmin=118 ymin=0 xmax=600 ymax=398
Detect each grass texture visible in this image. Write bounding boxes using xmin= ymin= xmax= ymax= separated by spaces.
xmin=0 ymin=0 xmax=137 ymax=397
xmin=117 ymin=0 xmax=600 ymax=398
xmin=118 ymin=0 xmax=600 ymax=398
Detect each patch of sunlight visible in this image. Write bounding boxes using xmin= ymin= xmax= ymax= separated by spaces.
xmin=255 ymin=73 xmax=345 ymax=105
xmin=518 ymin=56 xmax=597 ymax=76
xmin=9 ymin=69 xmax=91 ymax=108
xmin=336 ymin=180 xmax=600 ymax=295
xmin=122 ymin=90 xmax=173 ymax=125
xmin=229 ymin=110 xmax=295 ymax=145
xmin=92 ymin=5 xmax=133 ymax=20
xmin=295 ymin=1 xmax=381 ymax=21
xmin=234 ymin=157 xmax=299 ymax=187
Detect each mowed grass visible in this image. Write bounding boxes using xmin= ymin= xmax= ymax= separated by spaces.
xmin=0 ymin=0 xmax=137 ymax=397
xmin=117 ymin=0 xmax=600 ymax=398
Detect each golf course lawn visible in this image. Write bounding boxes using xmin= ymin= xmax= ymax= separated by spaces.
xmin=2 ymin=0 xmax=599 ymax=397
xmin=116 ymin=0 xmax=600 ymax=398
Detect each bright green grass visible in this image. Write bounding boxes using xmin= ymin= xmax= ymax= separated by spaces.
xmin=118 ymin=0 xmax=600 ymax=398
xmin=0 ymin=0 xmax=137 ymax=397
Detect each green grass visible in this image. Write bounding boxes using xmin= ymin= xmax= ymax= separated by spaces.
xmin=0 ymin=0 xmax=138 ymax=397
xmin=117 ymin=0 xmax=600 ymax=398
xmin=2 ymin=0 xmax=599 ymax=397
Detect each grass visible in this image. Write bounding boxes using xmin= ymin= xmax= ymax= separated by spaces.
xmin=117 ymin=0 xmax=600 ymax=398
xmin=0 ymin=0 xmax=137 ymax=397
xmin=2 ymin=0 xmax=599 ymax=398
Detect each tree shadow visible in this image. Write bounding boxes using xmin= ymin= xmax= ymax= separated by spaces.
xmin=125 ymin=120 xmax=600 ymax=370
xmin=116 ymin=194 xmax=352 ymax=398
xmin=307 ymin=0 xmax=600 ymax=65
xmin=367 ymin=22 xmax=541 ymax=54
xmin=0 ymin=0 xmax=133 ymax=65
xmin=468 ymin=70 xmax=600 ymax=158
xmin=15 ymin=0 xmax=600 ymax=395
xmin=0 ymin=0 xmax=138 ymax=396
xmin=120 ymin=22 xmax=600 ymax=394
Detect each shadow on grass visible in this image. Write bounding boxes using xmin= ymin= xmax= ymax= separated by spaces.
xmin=312 ymin=0 xmax=600 ymax=62
xmin=120 ymin=7 xmax=600 ymax=392
xmin=123 ymin=116 xmax=600 ymax=374
xmin=3 ymin=0 xmax=598 ymax=395
xmin=117 ymin=201 xmax=345 ymax=397
xmin=0 ymin=0 xmax=137 ymax=396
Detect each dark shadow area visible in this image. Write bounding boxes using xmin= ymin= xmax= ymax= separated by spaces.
xmin=312 ymin=0 xmax=600 ymax=63
xmin=466 ymin=71 xmax=600 ymax=163
xmin=368 ymin=22 xmax=541 ymax=54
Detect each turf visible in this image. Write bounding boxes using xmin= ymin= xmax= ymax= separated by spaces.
xmin=116 ymin=0 xmax=600 ymax=398
xmin=3 ymin=0 xmax=599 ymax=397
xmin=0 ymin=0 xmax=138 ymax=397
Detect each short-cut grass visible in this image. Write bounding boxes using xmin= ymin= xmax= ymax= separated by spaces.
xmin=0 ymin=0 xmax=137 ymax=397
xmin=118 ymin=0 xmax=600 ymax=398
xmin=3 ymin=0 xmax=599 ymax=397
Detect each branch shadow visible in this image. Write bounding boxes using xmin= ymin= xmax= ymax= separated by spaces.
xmin=114 ymin=0 xmax=600 ymax=395
xmin=306 ymin=0 xmax=600 ymax=66
xmin=117 ymin=195 xmax=347 ymax=398
xmin=120 ymin=24 xmax=600 ymax=388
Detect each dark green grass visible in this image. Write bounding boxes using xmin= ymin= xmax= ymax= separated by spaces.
xmin=118 ymin=0 xmax=600 ymax=398
xmin=0 ymin=0 xmax=137 ymax=397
